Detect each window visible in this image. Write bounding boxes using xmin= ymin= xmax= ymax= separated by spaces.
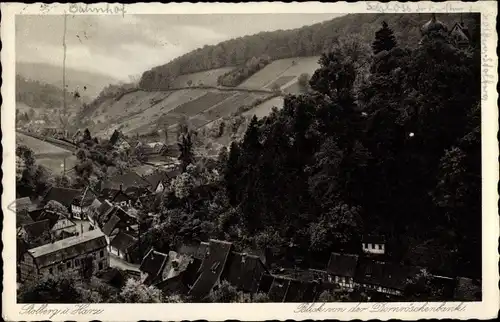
xmin=100 ymin=250 xmax=104 ymax=258
xmin=67 ymin=261 xmax=71 ymax=269
xmin=75 ymin=259 xmax=80 ymax=267
xmin=59 ymin=265 xmax=63 ymax=272
xmin=98 ymin=262 xmax=103 ymax=270
xmin=49 ymin=268 xmax=53 ymax=274
xmin=378 ymin=244 xmax=382 ymax=250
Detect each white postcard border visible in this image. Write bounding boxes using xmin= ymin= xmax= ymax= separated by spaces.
xmin=2 ymin=2 xmax=498 ymax=321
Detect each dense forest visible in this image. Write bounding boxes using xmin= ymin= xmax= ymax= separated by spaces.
xmin=138 ymin=13 xmax=479 ymax=90
xmin=136 ymin=17 xmax=481 ymax=281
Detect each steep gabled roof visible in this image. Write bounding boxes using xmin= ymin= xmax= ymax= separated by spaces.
xmin=42 ymin=187 xmax=82 ymax=209
xmin=284 ymin=279 xmax=318 ymax=302
xmin=73 ymin=188 xmax=98 ymax=207
xmin=110 ymin=232 xmax=137 ymax=253
xmin=108 ymin=172 xmax=152 ymax=190
xmin=102 ymin=214 xmax=121 ymax=236
xmin=450 ymin=22 xmax=471 ymax=41
xmin=355 ymin=258 xmax=420 ymax=292
xmin=223 ymin=252 xmax=269 ymax=293
xmin=143 ymin=171 xmax=168 ymax=190
xmin=362 ymin=235 xmax=386 ymax=244
xmin=22 ymin=219 xmax=53 ymax=239
xmin=327 ymin=253 xmax=359 ymax=278
xmin=267 ymin=276 xmax=291 ymax=302
xmin=188 ymin=239 xmax=233 ymax=300
xmin=140 ymin=248 xmax=169 ymax=285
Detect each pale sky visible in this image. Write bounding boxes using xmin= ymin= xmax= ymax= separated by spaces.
xmin=16 ymin=14 xmax=344 ymax=81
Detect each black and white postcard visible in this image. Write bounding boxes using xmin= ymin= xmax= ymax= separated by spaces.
xmin=1 ymin=2 xmax=498 ymax=321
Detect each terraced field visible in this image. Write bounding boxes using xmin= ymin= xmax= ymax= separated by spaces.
xmin=120 ymin=89 xmax=207 ymax=135
xmin=168 ymin=92 xmax=233 ymax=117
xmin=90 ymin=56 xmax=322 ymax=138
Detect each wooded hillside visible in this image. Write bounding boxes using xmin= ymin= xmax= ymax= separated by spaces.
xmin=139 ymin=13 xmax=479 ymax=90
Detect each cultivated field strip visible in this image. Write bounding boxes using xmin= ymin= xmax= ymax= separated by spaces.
xmin=167 ymin=92 xmax=234 ymax=117
xmin=265 ymin=75 xmax=296 ymax=89
xmin=239 ymin=58 xmax=295 ymax=88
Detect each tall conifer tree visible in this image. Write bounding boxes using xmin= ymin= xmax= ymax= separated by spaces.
xmin=372 ymin=21 xmax=398 ymax=54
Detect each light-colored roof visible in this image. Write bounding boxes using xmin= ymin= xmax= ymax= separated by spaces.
xmin=28 ymin=229 xmax=106 ymax=268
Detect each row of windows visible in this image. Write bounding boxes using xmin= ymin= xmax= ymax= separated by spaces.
xmin=362 ymin=243 xmax=385 ymax=250
xmin=47 ymin=249 xmax=106 ymax=274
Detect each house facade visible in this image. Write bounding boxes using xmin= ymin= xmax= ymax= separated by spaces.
xmin=18 ymin=230 xmax=109 ymax=283
xmin=361 ymin=235 xmax=386 ymax=255
xmin=326 ymin=253 xmax=359 ymax=290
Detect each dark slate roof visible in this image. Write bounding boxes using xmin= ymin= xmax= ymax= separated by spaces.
xmin=42 ymin=187 xmax=82 ymax=209
xmin=453 ymin=277 xmax=481 ymax=301
xmin=450 ymin=22 xmax=471 ymax=40
xmin=123 ymin=186 xmax=148 ymax=200
xmin=22 ymin=219 xmax=53 ymax=239
xmin=108 ymin=172 xmax=152 ymax=190
xmin=166 ymin=168 xmax=182 ymax=180
xmin=140 ymin=248 xmax=169 ymax=285
xmin=284 ymin=279 xmax=319 ymax=302
xmin=110 ymin=232 xmax=137 ymax=252
xmin=355 ymin=259 xmax=420 ymax=292
xmin=102 ymin=214 xmax=121 ymax=236
xmin=156 ymin=274 xmax=190 ymax=297
xmin=99 ymin=188 xmax=134 ymax=202
xmin=362 ymin=235 xmax=386 ymax=244
xmin=188 ymin=239 xmax=233 ymax=300
xmin=257 ymin=274 xmax=275 ymax=294
xmin=143 ymin=171 xmax=168 ymax=190
xmin=28 ymin=229 xmax=107 ymax=268
xmin=73 ymin=188 xmax=98 ymax=207
xmin=327 ymin=253 xmax=359 ymax=278
xmin=267 ymin=276 xmax=291 ymax=302
xmin=223 ymin=252 xmax=269 ymax=293
xmin=96 ymin=200 xmax=113 ymax=219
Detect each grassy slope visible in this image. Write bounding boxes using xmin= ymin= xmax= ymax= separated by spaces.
xmin=89 ymin=56 xmax=319 ymax=139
